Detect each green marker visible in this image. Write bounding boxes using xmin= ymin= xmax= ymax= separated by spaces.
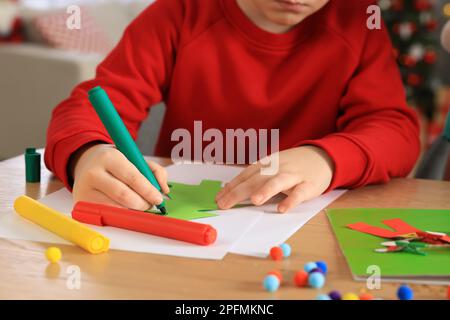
xmin=88 ymin=86 xmax=167 ymax=215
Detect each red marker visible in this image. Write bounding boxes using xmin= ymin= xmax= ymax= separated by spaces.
xmin=72 ymin=202 xmax=217 ymax=246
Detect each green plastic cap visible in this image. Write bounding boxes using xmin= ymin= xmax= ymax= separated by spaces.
xmin=25 ymin=148 xmax=41 ymax=183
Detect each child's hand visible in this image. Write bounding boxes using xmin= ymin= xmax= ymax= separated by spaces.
xmin=71 ymin=144 xmax=170 ymax=210
xmin=215 ymin=146 xmax=334 ymax=213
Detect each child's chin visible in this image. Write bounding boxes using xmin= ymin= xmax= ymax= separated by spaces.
xmin=270 ymin=14 xmax=306 ymax=28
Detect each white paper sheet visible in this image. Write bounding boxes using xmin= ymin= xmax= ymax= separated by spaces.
xmin=228 ymin=190 xmax=347 ymax=257
xmin=165 ymin=164 xmax=347 ymax=257
xmin=0 ymin=188 xmax=261 ymax=259
xmin=0 ymin=163 xmax=345 ymax=259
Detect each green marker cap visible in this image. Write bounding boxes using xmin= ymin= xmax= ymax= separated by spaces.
xmin=25 ymin=148 xmax=41 ymax=183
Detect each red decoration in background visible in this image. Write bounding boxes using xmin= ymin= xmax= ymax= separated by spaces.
xmin=414 ymin=0 xmax=432 ymax=11
xmin=0 ymin=17 xmax=23 ymax=43
xmin=381 ymin=0 xmax=440 ymax=146
xmin=423 ymin=51 xmax=437 ymax=64
xmin=426 ymin=20 xmax=438 ymax=32
xmin=392 ymin=0 xmax=404 ymax=11
xmin=0 ymin=0 xmax=23 ymax=44
xmin=393 ymin=48 xmax=400 ymax=59
xmin=407 ymin=74 xmax=422 ymax=86
xmin=401 ymin=54 xmax=417 ymax=67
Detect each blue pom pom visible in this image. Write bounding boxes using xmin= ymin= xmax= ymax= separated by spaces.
xmin=315 ymin=261 xmax=328 ymax=275
xmin=304 ymin=262 xmax=318 ymax=273
xmin=397 ymin=285 xmax=413 ymax=300
xmin=316 ymin=294 xmax=331 ymax=300
xmin=263 ymin=275 xmax=280 ymax=292
xmin=308 ymin=272 xmax=325 ymax=288
xmin=279 ymin=243 xmax=292 ymax=258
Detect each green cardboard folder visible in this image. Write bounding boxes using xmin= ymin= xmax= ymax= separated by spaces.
xmin=327 ymin=208 xmax=450 ymax=285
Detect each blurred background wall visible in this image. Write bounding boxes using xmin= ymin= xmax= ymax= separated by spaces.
xmin=0 ymin=0 xmax=449 ymax=164
xmin=0 ymin=0 xmax=161 ymax=161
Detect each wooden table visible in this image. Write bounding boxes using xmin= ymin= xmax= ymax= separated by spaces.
xmin=0 ymin=154 xmax=449 ymax=300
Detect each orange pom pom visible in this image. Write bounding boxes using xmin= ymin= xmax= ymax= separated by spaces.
xmin=267 ymin=270 xmax=283 ymax=282
xmin=359 ymin=293 xmax=374 ymax=300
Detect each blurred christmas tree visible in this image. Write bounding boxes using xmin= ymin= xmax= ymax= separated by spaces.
xmin=379 ymin=0 xmax=439 ymax=120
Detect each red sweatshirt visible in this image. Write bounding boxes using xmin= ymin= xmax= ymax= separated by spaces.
xmin=45 ymin=0 xmax=420 ymax=191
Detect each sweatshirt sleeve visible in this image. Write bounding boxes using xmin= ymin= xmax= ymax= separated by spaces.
xmin=44 ymin=0 xmax=183 ymax=188
xmin=300 ymin=23 xmax=420 ymax=190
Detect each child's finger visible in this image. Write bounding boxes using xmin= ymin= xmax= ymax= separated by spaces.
xmin=92 ymin=171 xmax=151 ymax=211
xmin=251 ymin=173 xmax=299 ymax=206
xmin=216 ymin=174 xmax=264 ymax=210
xmin=277 ymin=182 xmax=315 ymax=213
xmin=147 ymin=161 xmax=170 ymax=194
xmin=74 ymin=188 xmax=123 ymax=209
xmin=106 ymin=155 xmax=163 ymax=205
xmin=216 ymin=163 xmax=261 ymax=200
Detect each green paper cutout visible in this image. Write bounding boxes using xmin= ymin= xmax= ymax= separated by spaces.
xmin=147 ymin=180 xmax=223 ymax=220
xmin=327 ymin=208 xmax=450 ymax=277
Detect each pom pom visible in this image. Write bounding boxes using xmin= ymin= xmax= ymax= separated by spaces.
xmin=293 ymin=270 xmax=308 ymax=287
xmin=315 ymin=261 xmax=328 ymax=275
xmin=45 ymin=247 xmax=62 ymax=263
xmin=269 ymin=246 xmax=283 ymax=261
xmin=360 ymin=293 xmax=374 ymax=300
xmin=303 ymin=262 xmax=318 ymax=273
xmin=308 ymin=272 xmax=325 ymax=289
xmin=263 ymin=275 xmax=280 ymax=292
xmin=279 ymin=243 xmax=291 ymax=258
xmin=267 ymin=270 xmax=283 ymax=282
xmin=397 ymin=285 xmax=414 ymax=300
xmin=342 ymin=292 xmax=360 ymax=300
xmin=316 ymin=294 xmax=331 ymax=300
xmin=328 ymin=290 xmax=342 ymax=300
xmin=310 ymin=267 xmax=324 ymax=274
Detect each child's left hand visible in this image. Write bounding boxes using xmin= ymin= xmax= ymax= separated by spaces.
xmin=215 ymin=146 xmax=334 ymax=213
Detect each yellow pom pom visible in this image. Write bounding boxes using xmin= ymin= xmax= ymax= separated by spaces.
xmin=45 ymin=247 xmax=62 ymax=263
xmin=342 ymin=292 xmax=360 ymax=300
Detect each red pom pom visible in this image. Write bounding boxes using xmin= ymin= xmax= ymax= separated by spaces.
xmin=293 ymin=270 xmax=308 ymax=287
xmin=267 ymin=270 xmax=283 ymax=282
xmin=269 ymin=247 xmax=283 ymax=261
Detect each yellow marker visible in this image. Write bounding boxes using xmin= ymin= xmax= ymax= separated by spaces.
xmin=14 ymin=196 xmax=109 ymax=254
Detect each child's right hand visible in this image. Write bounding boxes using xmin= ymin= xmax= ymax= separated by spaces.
xmin=71 ymin=144 xmax=170 ymax=211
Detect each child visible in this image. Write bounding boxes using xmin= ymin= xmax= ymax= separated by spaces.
xmin=45 ymin=0 xmax=420 ymax=213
